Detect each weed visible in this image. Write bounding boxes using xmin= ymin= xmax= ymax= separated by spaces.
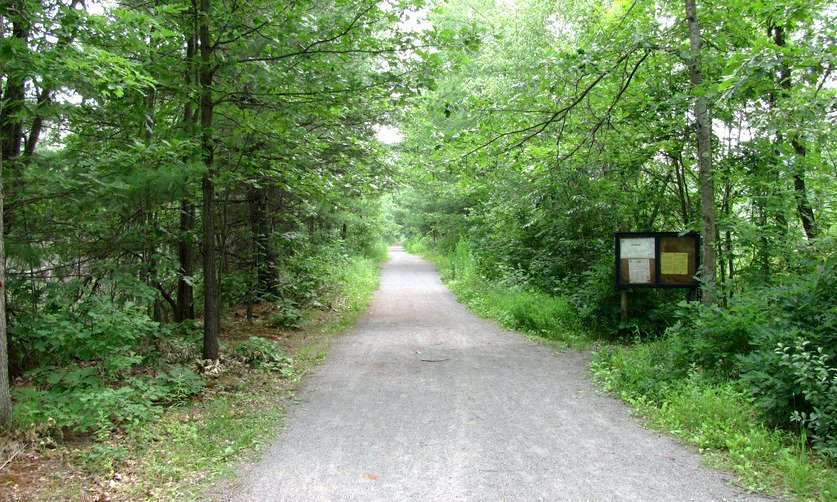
xmin=407 ymin=237 xmax=588 ymax=347
xmin=592 ymin=344 xmax=837 ymax=500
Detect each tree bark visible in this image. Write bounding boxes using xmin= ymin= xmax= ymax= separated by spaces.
xmin=0 ymin=0 xmax=27 ymax=427
xmin=21 ymin=0 xmax=80 ymax=160
xmin=668 ymin=151 xmax=691 ymax=227
xmin=0 ymin=1 xmax=27 ymax=163
xmin=177 ymin=199 xmax=196 ymax=322
xmin=0 ymin=134 xmax=10 ymax=426
xmin=23 ymin=88 xmax=50 ymax=158
xmin=199 ymin=0 xmax=219 ymax=360
xmin=772 ymin=25 xmax=818 ymax=240
xmin=176 ymin=31 xmax=198 ymax=323
xmin=685 ymin=0 xmax=717 ymax=306
xmin=247 ymin=186 xmax=280 ymax=298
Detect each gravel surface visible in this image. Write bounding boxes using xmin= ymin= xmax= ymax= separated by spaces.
xmin=218 ymin=245 xmax=770 ymax=501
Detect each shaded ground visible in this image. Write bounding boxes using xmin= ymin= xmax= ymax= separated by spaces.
xmin=0 ymin=302 xmax=337 ymax=502
xmin=219 ymin=245 xmax=770 ymax=501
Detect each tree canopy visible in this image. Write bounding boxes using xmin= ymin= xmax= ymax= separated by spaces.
xmin=0 ymin=0 xmax=835 ymax=472
xmin=393 ymin=0 xmax=835 ymax=456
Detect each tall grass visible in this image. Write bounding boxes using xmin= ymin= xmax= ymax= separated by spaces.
xmin=406 ymin=237 xmax=587 ymax=346
xmin=323 ymin=241 xmax=387 ymax=332
xmin=592 ymin=343 xmax=837 ymax=500
xmin=409 ymin=235 xmax=836 ymax=500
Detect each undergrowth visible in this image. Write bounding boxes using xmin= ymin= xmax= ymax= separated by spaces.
xmin=407 ymin=235 xmax=836 ymax=501
xmin=0 ymin=245 xmax=386 ymax=500
xmin=406 ymin=237 xmax=587 ymax=346
xmin=592 ymin=344 xmax=837 ymax=500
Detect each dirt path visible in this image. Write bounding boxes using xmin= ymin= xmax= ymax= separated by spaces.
xmin=218 ymin=245 xmax=769 ymax=501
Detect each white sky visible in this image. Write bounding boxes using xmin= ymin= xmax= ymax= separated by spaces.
xmin=374 ymin=124 xmax=404 ymax=144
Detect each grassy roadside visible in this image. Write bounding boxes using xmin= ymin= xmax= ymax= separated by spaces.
xmin=404 ymin=238 xmax=589 ymax=348
xmin=405 ymin=238 xmax=836 ymax=501
xmin=591 ymin=342 xmax=837 ymax=500
xmin=0 ymin=252 xmax=385 ymax=501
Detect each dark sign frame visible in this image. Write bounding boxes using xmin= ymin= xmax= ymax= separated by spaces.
xmin=615 ymin=232 xmax=700 ymax=289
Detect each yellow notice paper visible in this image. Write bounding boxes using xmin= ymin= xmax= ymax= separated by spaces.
xmin=661 ymin=252 xmax=689 ymax=275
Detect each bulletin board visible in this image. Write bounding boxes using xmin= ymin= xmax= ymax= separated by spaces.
xmin=615 ymin=232 xmax=699 ymax=289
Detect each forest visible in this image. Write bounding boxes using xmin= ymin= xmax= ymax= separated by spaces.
xmin=0 ymin=0 xmax=835 ymax=498
xmin=394 ymin=0 xmax=835 ymax=495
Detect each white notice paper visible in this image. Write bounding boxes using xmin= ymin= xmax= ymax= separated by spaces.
xmin=628 ymin=259 xmax=651 ymax=284
xmin=620 ymin=238 xmax=655 ymax=259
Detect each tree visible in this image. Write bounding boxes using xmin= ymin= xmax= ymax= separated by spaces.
xmin=0 ymin=0 xmax=28 ymax=427
xmin=198 ymin=0 xmax=219 ymax=361
xmin=395 ymin=0 xmax=833 ymax=322
xmin=0 ymin=96 xmax=9 ymax=426
xmin=684 ymin=0 xmax=717 ymax=305
xmin=0 ymin=0 xmax=431 ymax=430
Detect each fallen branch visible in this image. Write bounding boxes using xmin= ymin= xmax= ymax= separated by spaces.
xmin=0 ymin=445 xmax=25 ymax=472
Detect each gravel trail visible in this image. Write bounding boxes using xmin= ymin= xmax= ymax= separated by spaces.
xmin=220 ymin=245 xmax=769 ymax=501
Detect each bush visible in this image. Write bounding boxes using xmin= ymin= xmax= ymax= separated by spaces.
xmin=591 ymin=337 xmax=684 ymax=403
xmin=11 ymin=294 xmax=160 ymax=369
xmin=779 ymin=338 xmax=837 ymax=457
xmin=267 ymin=300 xmax=306 ymax=329
xmin=599 ymin=252 xmax=837 ymax=456
xmin=13 ymin=364 xmax=204 ymax=435
xmin=665 ymin=298 xmax=763 ymax=378
xmin=148 ymin=366 xmax=206 ymax=405
xmin=738 ymin=257 xmax=837 ymax=456
xmin=234 ymin=336 xmax=294 ymax=375
xmin=500 ymin=292 xmax=581 ymax=339
xmin=593 ymin=348 xmax=837 ymax=498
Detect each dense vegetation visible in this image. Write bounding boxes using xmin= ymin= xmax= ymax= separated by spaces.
xmin=1 ymin=0 xmax=835 ymax=497
xmin=393 ymin=0 xmax=835 ymax=493
xmin=0 ymin=0 xmax=425 ymax=435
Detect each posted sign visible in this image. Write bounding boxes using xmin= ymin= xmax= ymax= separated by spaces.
xmin=615 ymin=232 xmax=699 ymax=289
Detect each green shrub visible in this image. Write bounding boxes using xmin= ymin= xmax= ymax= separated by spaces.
xmin=12 ymin=294 xmax=160 ymax=369
xmin=777 ymin=337 xmax=836 ymax=457
xmin=500 ymin=291 xmax=582 ymax=340
xmin=593 ymin=348 xmax=837 ymax=498
xmin=738 ymin=256 xmax=837 ymax=455
xmin=234 ymin=336 xmax=294 ymax=375
xmin=567 ymin=259 xmax=622 ymax=331
xmin=12 ymin=364 xmax=204 ymax=435
xmin=665 ymin=298 xmax=762 ymax=378
xmin=150 ymin=366 xmax=206 ymax=405
xmin=631 ymin=253 xmax=837 ymax=456
xmin=654 ymin=376 xmax=757 ymax=450
xmin=267 ymin=301 xmax=306 ymax=329
xmin=591 ymin=338 xmax=683 ymax=403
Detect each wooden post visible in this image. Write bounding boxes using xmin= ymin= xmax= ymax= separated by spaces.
xmin=620 ymin=290 xmax=628 ymax=321
xmin=687 ymin=287 xmax=698 ymax=302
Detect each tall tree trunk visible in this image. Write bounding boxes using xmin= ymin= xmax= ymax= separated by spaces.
xmin=724 ymin=177 xmax=735 ymax=288
xmin=0 ymin=1 xmax=27 ymax=163
xmin=685 ymin=0 xmax=717 ymax=306
xmin=0 ymin=0 xmax=28 ymax=427
xmin=790 ymin=140 xmax=818 ymax=240
xmin=646 ymin=172 xmax=671 ymax=229
xmin=199 ymin=0 xmax=219 ymax=360
xmin=21 ymin=0 xmax=81 ymax=161
xmin=247 ymin=186 xmax=280 ymax=298
xmin=177 ymin=199 xmax=196 ymax=322
xmin=141 ymin=78 xmax=164 ymax=321
xmin=668 ymin=151 xmax=691 ymax=227
xmin=0 ymin=147 xmax=9 ymax=426
xmin=176 ymin=31 xmax=198 ymax=323
xmin=772 ymin=25 xmax=818 ymax=241
xmin=23 ymin=88 xmax=49 ymax=158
